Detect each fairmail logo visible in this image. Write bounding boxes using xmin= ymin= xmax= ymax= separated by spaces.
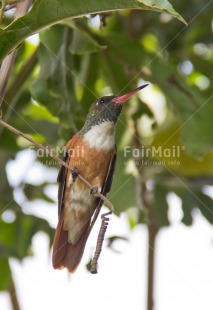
xmin=124 ymin=145 xmax=183 ymax=158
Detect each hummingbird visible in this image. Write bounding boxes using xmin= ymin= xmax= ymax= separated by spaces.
xmin=52 ymin=84 xmax=148 ymax=273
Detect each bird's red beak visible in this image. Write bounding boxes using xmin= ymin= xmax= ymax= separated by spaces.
xmin=113 ymin=84 xmax=149 ymax=103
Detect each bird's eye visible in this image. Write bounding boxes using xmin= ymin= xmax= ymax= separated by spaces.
xmin=99 ymin=99 xmax=105 ymax=104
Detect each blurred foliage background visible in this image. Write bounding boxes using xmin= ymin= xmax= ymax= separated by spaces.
xmin=0 ymin=0 xmax=212 ymax=309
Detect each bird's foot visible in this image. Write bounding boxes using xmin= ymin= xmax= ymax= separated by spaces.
xmin=71 ymin=167 xmax=79 ymax=182
xmin=90 ymin=186 xmax=99 ymax=195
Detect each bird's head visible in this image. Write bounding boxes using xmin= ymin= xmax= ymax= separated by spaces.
xmin=81 ymin=84 xmax=148 ymax=134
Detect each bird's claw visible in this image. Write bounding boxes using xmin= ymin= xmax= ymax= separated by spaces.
xmin=71 ymin=167 xmax=79 ymax=182
xmin=90 ymin=186 xmax=99 ymax=195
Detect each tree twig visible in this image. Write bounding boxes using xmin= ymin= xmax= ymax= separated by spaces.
xmin=0 ymin=119 xmax=114 ymax=211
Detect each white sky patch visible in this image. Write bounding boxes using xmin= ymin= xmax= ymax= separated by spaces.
xmin=6 ymin=149 xmax=58 ymax=187
xmin=202 ymin=185 xmax=213 ymax=199
xmin=88 ymin=14 xmax=100 ymax=29
xmin=6 ymin=150 xmax=36 ymax=187
xmin=1 ymin=210 xmax=16 ymax=223
xmin=159 ymin=12 xmax=173 ymax=23
xmin=178 ymin=60 xmax=194 ymax=75
xmin=193 ymin=43 xmax=208 ymax=56
xmin=167 ymin=192 xmax=183 ymax=225
xmin=194 ymin=75 xmax=210 ymax=90
xmin=25 ymin=33 xmax=40 ymax=46
xmin=24 ymin=200 xmax=57 ymax=227
xmin=138 ymin=82 xmax=167 ymax=124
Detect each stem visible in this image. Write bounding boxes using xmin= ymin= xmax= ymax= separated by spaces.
xmin=5 ymin=48 xmax=38 ymax=104
xmin=141 ymin=183 xmax=159 ymax=310
xmin=0 ymin=119 xmax=114 ymax=212
xmin=0 ymin=0 xmax=32 ymax=109
xmin=0 ymin=48 xmax=38 ymax=136
xmin=0 ymin=52 xmax=18 ymax=108
xmin=147 ymin=221 xmax=158 ymax=310
xmin=8 ymin=276 xmax=20 ymax=310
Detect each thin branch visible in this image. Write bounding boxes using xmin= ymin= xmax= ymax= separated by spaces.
xmin=0 ymin=119 xmax=114 ymax=211
xmin=8 ymin=275 xmax=20 ymax=310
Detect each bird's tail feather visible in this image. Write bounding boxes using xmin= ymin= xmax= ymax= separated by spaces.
xmin=52 ymin=211 xmax=90 ymax=273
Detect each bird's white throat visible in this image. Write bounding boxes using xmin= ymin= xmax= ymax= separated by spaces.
xmin=83 ymin=121 xmax=115 ymax=151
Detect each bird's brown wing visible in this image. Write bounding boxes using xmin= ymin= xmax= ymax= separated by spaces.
xmin=88 ymin=145 xmax=117 ymax=233
xmin=102 ymin=145 xmax=117 ymax=196
xmin=52 ymin=140 xmax=117 ymax=273
xmin=57 ymin=153 xmax=69 ymax=216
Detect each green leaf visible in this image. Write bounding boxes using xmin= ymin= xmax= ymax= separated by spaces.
xmin=0 ymin=213 xmax=54 ymax=260
xmin=181 ymin=199 xmax=194 ymax=226
xmin=79 ymin=53 xmax=100 ymax=111
xmin=0 ymin=129 xmax=20 ymax=152
xmin=166 ymin=186 xmax=213 ymax=226
xmin=100 ymin=52 xmax=130 ymax=94
xmin=132 ymin=98 xmax=154 ymax=121
xmin=104 ymin=33 xmax=149 ymax=69
xmin=196 ymin=192 xmax=213 ymax=224
xmin=0 ymin=219 xmax=15 ymax=251
xmin=190 ymin=54 xmax=213 ymax=81
xmin=0 ymin=258 xmax=12 ymax=291
xmin=70 ymin=28 xmax=106 ymax=55
xmin=153 ymin=185 xmax=170 ymax=226
xmin=23 ymin=183 xmax=55 ymax=203
xmin=173 ymin=189 xmax=194 ymax=226
xmin=109 ymin=151 xmax=138 ymax=214
xmin=149 ymin=66 xmax=213 ymax=157
xmin=30 ymin=25 xmax=79 ymax=129
xmin=151 ymin=119 xmax=213 ymax=177
xmin=180 ymin=102 xmax=213 ymax=158
xmin=0 ymin=155 xmax=19 ymax=209
xmin=0 ymin=0 xmax=186 ymax=63
xmin=23 ymin=101 xmax=59 ymax=123
xmin=103 ymin=33 xmax=213 ymax=157
xmin=11 ymin=116 xmax=59 ymax=145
